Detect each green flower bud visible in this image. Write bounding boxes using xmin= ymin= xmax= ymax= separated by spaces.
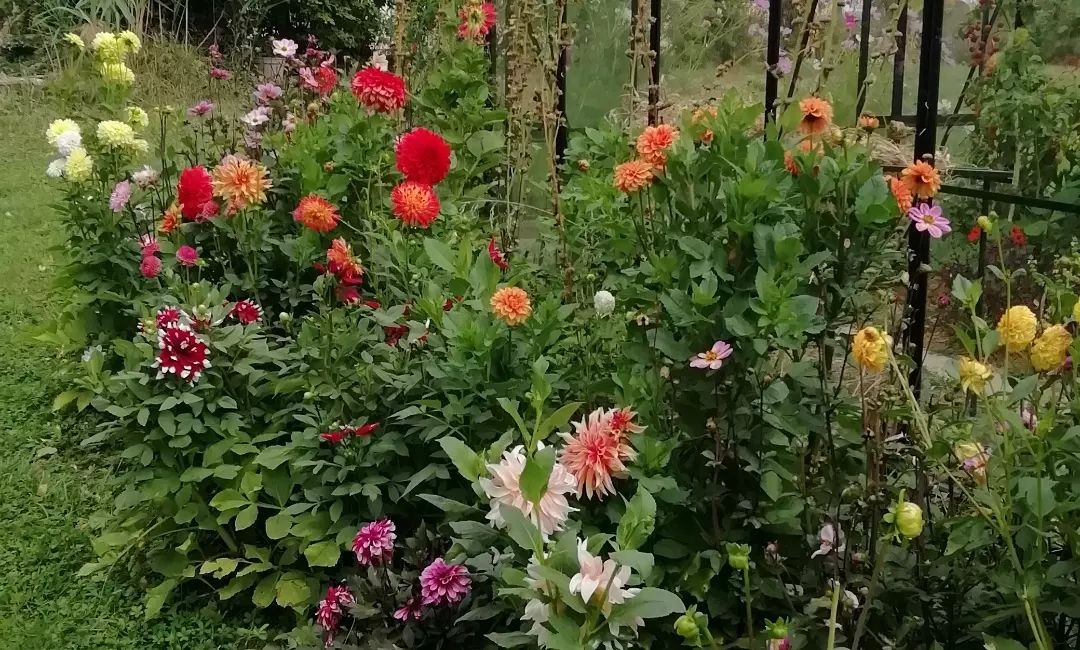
xmin=895 ymin=501 xmax=924 ymax=539
xmin=674 ymin=612 xmax=700 ymax=640
xmin=765 ymin=618 xmax=790 ymax=640
xmin=726 ymin=543 xmax=751 ymax=571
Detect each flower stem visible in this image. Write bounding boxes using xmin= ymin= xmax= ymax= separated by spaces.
xmin=825 ymin=581 xmax=841 ymax=650
xmin=743 ymin=569 xmax=755 ymax=648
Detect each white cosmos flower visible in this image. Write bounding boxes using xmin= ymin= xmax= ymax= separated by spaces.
xmin=271 ymin=38 xmax=298 ymax=57
xmin=479 ymin=444 xmax=576 ymax=540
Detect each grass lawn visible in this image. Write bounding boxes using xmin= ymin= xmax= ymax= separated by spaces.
xmin=0 ymin=81 xmax=265 ymax=649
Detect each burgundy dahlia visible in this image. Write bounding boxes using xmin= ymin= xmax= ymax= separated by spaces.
xmin=231 ymin=299 xmax=263 ymax=324
xmin=315 ymin=584 xmax=355 ymax=645
xmin=153 ymin=325 xmax=210 ymax=383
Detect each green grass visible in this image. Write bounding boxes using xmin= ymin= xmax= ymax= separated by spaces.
xmin=0 ymin=55 xmax=265 ymax=649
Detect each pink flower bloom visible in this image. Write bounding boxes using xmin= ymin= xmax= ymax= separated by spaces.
xmin=272 ymin=38 xmax=298 ymax=58
xmin=569 ymin=539 xmax=640 ymax=615
xmin=109 ymin=180 xmax=133 ymax=212
xmin=844 ymin=11 xmax=858 ymax=29
xmin=811 ymin=522 xmax=845 ymax=558
xmin=908 ymin=203 xmax=951 ymax=239
xmin=393 ymin=597 xmax=424 ymax=622
xmin=242 ymin=106 xmax=272 ymax=128
xmin=208 ymin=44 xmax=222 ymax=62
xmin=315 ymin=584 xmax=355 ymax=645
xmin=419 ymin=558 xmax=470 ymax=606
xmin=777 ymin=52 xmax=794 ymax=76
xmin=480 ymin=444 xmax=577 ymax=539
xmin=351 ymin=518 xmax=396 ymax=566
xmin=176 ymin=245 xmax=199 ymax=267
xmin=253 ymin=82 xmax=283 ymax=104
xmin=690 ymin=340 xmax=733 ymax=370
xmin=187 ymin=100 xmax=214 ymax=118
xmin=559 ymin=409 xmax=636 ymax=500
xmin=768 ymin=638 xmax=792 ymax=650
xmin=139 ymin=234 xmax=160 ymax=256
xmin=139 ymin=255 xmax=161 ymax=278
xmin=209 ymin=67 xmax=232 ymax=80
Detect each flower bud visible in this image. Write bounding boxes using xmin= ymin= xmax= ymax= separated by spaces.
xmin=726 ymin=543 xmax=750 ymax=571
xmin=674 ymin=612 xmax=700 ymax=640
xmin=765 ymin=618 xmax=789 ymax=640
xmin=977 ymin=214 xmax=993 ymax=232
xmin=895 ymin=501 xmax=924 ymax=539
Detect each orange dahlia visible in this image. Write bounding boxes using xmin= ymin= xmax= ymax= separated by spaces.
xmin=326 ymin=237 xmax=363 ymax=285
xmin=293 ymin=194 xmax=340 ymax=232
xmin=613 ymin=160 xmax=653 ymax=193
xmin=901 ymin=160 xmax=941 ymax=199
xmin=798 ymin=97 xmax=833 ymax=136
xmin=887 ymin=175 xmax=913 ymax=214
xmin=212 ymin=155 xmax=271 ymax=210
xmin=559 ymin=407 xmax=636 ymax=500
xmin=159 ymin=202 xmax=181 ymax=234
xmin=636 ymin=124 xmax=679 ymax=168
xmin=390 ymin=181 xmax=440 ymax=228
xmin=490 ymin=286 xmax=531 ymax=326
xmin=784 ymin=151 xmax=799 ymax=176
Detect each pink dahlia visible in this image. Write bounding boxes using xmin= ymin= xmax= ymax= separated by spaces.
xmin=393 ymin=596 xmax=424 ymax=622
xmin=480 ymin=444 xmax=576 ymax=539
xmin=139 ymin=255 xmax=161 ymax=278
xmin=350 ymin=67 xmax=406 ymax=113
xmin=352 ymin=518 xmax=396 ymax=566
xmin=690 ymin=340 xmax=733 ymax=370
xmin=559 ymin=407 xmax=636 ymax=500
xmin=109 ymin=180 xmax=133 ymax=213
xmin=138 ymin=234 xmax=160 ymax=256
xmin=315 ymin=584 xmax=355 ymax=645
xmin=231 ymin=299 xmax=263 ymax=324
xmin=176 ymin=245 xmax=199 ymax=267
xmin=419 ymin=558 xmax=470 ymax=606
xmin=153 ymin=325 xmax=210 ymax=383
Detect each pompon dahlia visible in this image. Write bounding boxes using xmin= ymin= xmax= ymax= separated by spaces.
xmin=798 ymin=96 xmax=833 ymax=136
xmin=351 ymin=518 xmax=396 ymax=566
xmin=852 ymin=326 xmax=890 ymax=372
xmin=635 ymin=124 xmax=679 ymax=168
xmin=350 ymin=67 xmax=407 ymax=113
xmin=488 ymin=237 xmax=509 ymax=271
xmin=901 ymin=160 xmax=942 ymax=199
xmin=958 ymin=356 xmax=992 ymax=394
xmin=395 ymin=128 xmax=452 ymax=185
xmin=153 ymin=325 xmax=210 ymax=383
xmin=480 ymin=444 xmax=577 ymax=539
xmin=419 ymin=558 xmax=471 ymax=606
xmin=326 ymin=238 xmax=364 ymax=285
xmin=458 ymin=1 xmax=497 ymax=42
xmin=559 ymin=407 xmax=636 ymax=500
xmin=391 ymin=181 xmax=440 ymax=228
xmin=177 ymin=166 xmax=214 ymax=220
xmin=315 ymin=585 xmax=355 ymax=645
xmin=160 ymin=202 xmax=182 ymax=234
xmin=613 ymin=160 xmax=653 ymax=193
xmin=996 ymin=305 xmax=1037 ymax=353
xmin=176 ymin=245 xmax=199 ymax=267
xmin=293 ymin=194 xmax=340 ymax=232
xmin=887 ymin=175 xmax=914 ymax=214
xmin=1030 ymin=324 xmax=1072 ymax=372
xmin=490 ymin=286 xmax=531 ymax=326
xmin=139 ymin=255 xmax=162 ymax=278
xmin=212 ymin=155 xmax=271 ymax=210
xmin=231 ymin=299 xmax=263 ymax=324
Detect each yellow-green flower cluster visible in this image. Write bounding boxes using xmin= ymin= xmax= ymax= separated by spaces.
xmin=126 ymin=106 xmax=149 ymax=130
xmin=63 ymin=33 xmax=85 ymax=50
xmin=89 ymin=31 xmax=140 ymax=85
xmin=63 ymin=148 xmax=94 ymax=183
xmin=46 ymin=119 xmax=80 ymax=147
xmin=96 ymin=120 xmax=149 ymax=154
xmin=99 ymin=62 xmax=135 ymax=86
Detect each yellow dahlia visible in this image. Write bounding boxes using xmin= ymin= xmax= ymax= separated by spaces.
xmin=91 ymin=32 xmax=124 ymax=63
xmin=117 ymin=30 xmax=141 ymax=54
xmin=1030 ymin=324 xmax=1072 ymax=372
xmin=996 ymin=305 xmax=1037 ymax=353
xmin=63 ymin=148 xmax=94 ymax=183
xmin=126 ymin=106 xmax=149 ymax=130
xmin=96 ymin=120 xmax=137 ymax=149
xmin=853 ymin=326 xmax=891 ymax=372
xmin=99 ymin=62 xmax=135 ymax=86
xmin=46 ymin=119 xmax=80 ymax=147
xmin=958 ymin=357 xmax=992 ymax=394
xmin=212 ymin=155 xmax=272 ymax=209
xmin=64 ymin=33 xmax=85 ymax=50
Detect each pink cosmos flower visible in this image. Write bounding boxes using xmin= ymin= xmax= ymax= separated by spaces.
xmin=690 ymin=340 xmax=733 ymax=370
xmin=351 ymin=518 xmax=396 ymax=566
xmin=139 ymin=255 xmax=161 ymax=278
xmin=109 ymin=180 xmax=133 ymax=212
xmin=242 ymin=106 xmax=271 ymax=128
xmin=253 ymin=82 xmax=283 ymax=104
xmin=315 ymin=584 xmax=355 ymax=645
xmin=176 ymin=245 xmax=199 ymax=267
xmin=187 ymin=100 xmax=214 ymax=118
xmin=209 ymin=67 xmax=232 ymax=80
xmin=393 ymin=597 xmax=424 ymax=622
xmin=908 ymin=203 xmax=951 ymax=239
xmin=811 ymin=522 xmax=845 ymax=558
xmin=419 ymin=558 xmax=471 ymax=606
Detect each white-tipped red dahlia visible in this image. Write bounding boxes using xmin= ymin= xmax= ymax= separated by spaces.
xmin=153 ymin=324 xmax=210 ymax=383
xmin=230 ymin=299 xmax=263 ymax=324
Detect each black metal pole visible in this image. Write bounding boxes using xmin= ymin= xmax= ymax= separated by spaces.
xmin=785 ymin=0 xmax=819 ymax=100
xmin=854 ymin=0 xmax=874 ymax=116
xmin=647 ymin=0 xmax=661 ymax=124
xmin=891 ymin=3 xmax=908 ymax=118
xmin=554 ymin=0 xmax=569 ymax=164
xmin=764 ymin=0 xmax=782 ymax=124
xmin=904 ymin=0 xmax=945 ymax=399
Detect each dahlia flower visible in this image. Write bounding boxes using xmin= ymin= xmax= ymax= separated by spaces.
xmin=594 ymin=290 xmax=616 ymax=316
xmin=490 ymin=286 xmax=531 ymax=326
xmin=63 ymin=33 xmax=85 ymax=49
xmin=54 ymin=129 xmax=82 ymax=157
xmin=351 ymin=518 xmax=396 ymax=566
xmin=393 ymin=597 xmax=424 ymax=622
xmin=272 ymin=38 xmax=298 ymax=57
xmin=139 ymin=255 xmax=161 ymax=278
xmin=887 ymin=175 xmax=913 ymax=214
xmin=488 ymin=238 xmax=509 ymax=271
xmin=177 ymin=166 xmax=214 ymax=219
xmin=46 ymin=159 xmax=65 ymax=178
xmin=300 ymin=66 xmax=338 ymax=96
xmin=901 ymin=160 xmax=942 ymax=199
xmin=395 ymin=127 xmax=451 ymax=185
xmin=209 ymin=67 xmax=232 ymax=80
xmin=458 ymin=2 xmax=497 ymax=42
xmin=63 ymin=148 xmax=93 ymax=183
xmin=894 ymin=501 xmax=924 ymax=539
xmin=212 ymin=155 xmax=271 ymax=209
xmin=419 ymin=558 xmax=471 ymax=606
xmin=126 ymin=106 xmax=149 ymax=129
xmin=479 ymin=444 xmax=577 ymax=539
xmin=955 ymin=442 xmax=990 ymax=484
xmin=293 ymin=195 xmax=340 ymax=232
xmin=156 ymin=306 xmax=185 ymax=329
xmin=159 ymin=203 xmax=181 ymax=234
xmin=569 ymin=539 xmax=640 ymax=615
xmin=231 ymin=299 xmax=263 ymax=324
xmin=109 ymin=180 xmax=133 ymax=212
xmin=153 ymin=324 xmax=211 ymax=383
xmin=46 ymin=119 xmax=79 ymax=147
xmin=908 ymin=203 xmax=951 ymax=239
xmin=559 ymin=407 xmax=635 ymax=499
xmin=613 ymin=160 xmax=653 ymax=193
xmin=690 ymin=340 xmax=733 ymax=370
xmin=390 ymin=181 xmax=440 ymax=228
xmin=90 ymin=32 xmax=123 ymax=62
xmin=117 ymin=30 xmax=141 ymax=53
xmin=326 ymin=238 xmax=363 ymax=285
xmin=852 ymin=326 xmax=890 ymax=372
xmin=350 ymin=67 xmax=407 ymax=113
xmin=958 ymin=356 xmax=991 ymax=394
xmin=1010 ymin=224 xmax=1027 ymax=247
xmin=99 ymin=62 xmax=135 ymax=85
xmin=320 ymin=429 xmax=347 ymax=444
xmin=996 ymin=305 xmax=1037 ymax=353
xmin=798 ymin=97 xmax=833 ymax=136
xmin=132 ymin=166 xmax=160 ymax=188
xmin=175 ymin=245 xmax=199 ymax=267
xmin=811 ymin=522 xmax=845 ymax=558
xmin=636 ymin=124 xmax=679 ymax=168
xmin=1030 ymin=324 xmax=1072 ymax=372
xmin=96 ymin=120 xmax=137 ymax=150
xmin=315 ymin=584 xmax=355 ymax=644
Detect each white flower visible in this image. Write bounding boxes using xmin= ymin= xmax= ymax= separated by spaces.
xmin=132 ymin=165 xmax=160 ymax=188
xmin=369 ymin=50 xmax=390 ymax=71
xmin=569 ymin=539 xmax=640 ymax=618
xmin=593 ymin=290 xmax=616 ymax=316
xmin=479 ymin=444 xmax=576 ymax=540
xmin=241 ymin=106 xmax=271 ymax=128
xmin=522 ymin=599 xmax=551 ymax=647
xmin=811 ymin=523 xmax=845 ymax=558
xmin=55 ymin=129 xmax=83 ymax=157
xmin=46 ymin=158 xmax=66 ymax=178
xmin=271 ymin=38 xmax=298 ymax=57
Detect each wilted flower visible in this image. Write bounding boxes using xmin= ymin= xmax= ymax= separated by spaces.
xmin=1030 ymin=324 xmax=1072 ymax=372
xmin=458 ymin=1 xmax=497 ymax=41
xmin=393 ymin=597 xmax=423 ymax=622
xmin=690 ymin=340 xmax=733 ymax=370
xmin=480 ymin=444 xmax=577 ymax=539
xmin=315 ymin=585 xmax=355 ymax=645
xmin=996 ymin=305 xmax=1037 ymax=352
xmin=798 ymin=97 xmax=833 ymax=136
xmin=954 ymin=442 xmax=990 ymax=483
xmin=132 ymin=166 xmax=160 ymax=188
xmin=858 ymin=114 xmax=880 ymax=130
xmin=419 ymin=558 xmax=471 ymax=606
xmin=490 ymin=286 xmax=531 ymax=326
xmin=594 ymin=290 xmax=616 ymax=316
xmin=352 ymin=518 xmax=396 ymax=566
xmin=958 ymin=356 xmax=992 ymax=394
xmin=852 ymin=326 xmax=890 ymax=372
xmin=326 ymin=238 xmax=364 ymax=286
xmin=487 ymin=238 xmax=509 ymax=271
xmin=811 ymin=523 xmax=845 ymax=558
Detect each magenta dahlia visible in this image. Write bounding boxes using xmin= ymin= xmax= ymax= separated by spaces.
xmin=139 ymin=255 xmax=161 ymax=278
xmin=419 ymin=558 xmax=471 ymax=606
xmin=351 ymin=518 xmax=396 ymax=566
xmin=315 ymin=584 xmax=355 ymax=645
xmin=153 ymin=325 xmax=210 ymax=383
xmin=393 ymin=596 xmax=424 ymax=622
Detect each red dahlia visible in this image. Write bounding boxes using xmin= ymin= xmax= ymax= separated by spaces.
xmin=326 ymin=238 xmax=364 ymax=285
xmin=293 ymin=194 xmax=340 ymax=232
xmin=967 ymin=225 xmax=982 ymax=242
xmin=350 ymin=67 xmax=407 ymax=113
xmin=156 ymin=306 xmax=185 ymax=329
xmin=391 ymin=182 xmax=440 ymax=228
xmin=231 ymin=299 xmax=263 ymax=324
xmin=154 ymin=325 xmax=211 ymax=383
xmin=487 ymin=237 xmax=509 ymax=270
xmin=458 ymin=2 xmax=497 ymax=42
xmin=1010 ymin=224 xmax=1026 ymax=247
xmin=395 ymin=128 xmax=451 ymax=185
xmin=177 ymin=166 xmax=214 ymax=221
xmin=140 ymin=255 xmax=162 ymax=278
xmin=313 ymin=66 xmax=338 ymax=96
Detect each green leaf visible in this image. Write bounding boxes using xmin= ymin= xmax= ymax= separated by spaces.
xmin=1017 ymin=476 xmax=1057 ymax=518
xmin=610 ymin=549 xmax=654 ymax=580
xmin=538 ymin=402 xmax=582 ymax=439
xmin=208 ymin=489 xmax=248 ymax=511
xmin=854 ymin=174 xmax=892 ymax=224
xmin=200 ymin=557 xmax=239 ymax=579
xmin=144 ymin=579 xmax=176 ymax=620
xmin=677 ymin=236 xmax=712 ymax=260
xmin=438 ymin=437 xmax=484 ymax=482
xmin=265 ymin=512 xmax=293 ymax=540
xmin=149 ymin=550 xmax=188 ymax=578
xmin=499 ymin=503 xmax=543 ymax=553
xmin=252 ymin=573 xmax=278 ymax=608
xmin=519 ymin=446 xmax=557 ymax=505
xmin=423 ymin=237 xmax=457 ymax=274
xmin=761 ymin=471 xmax=783 ymax=501
xmin=400 ymin=463 xmax=439 ymax=498
xmin=304 ymin=541 xmax=341 ymax=568
xmin=497 ymin=398 xmax=530 ymax=436
xmin=981 ymin=636 xmax=1028 ymax=650
xmin=616 ymin=487 xmax=656 ymax=551
xmin=608 ymin=587 xmax=685 ymax=624
xmin=275 ymin=573 xmax=312 ymax=608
